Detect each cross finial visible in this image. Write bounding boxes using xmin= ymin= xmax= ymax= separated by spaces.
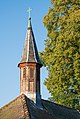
xmin=27 ymin=8 xmax=32 ymax=18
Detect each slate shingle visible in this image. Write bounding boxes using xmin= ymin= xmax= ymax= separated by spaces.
xmin=19 ymin=18 xmax=42 ymax=66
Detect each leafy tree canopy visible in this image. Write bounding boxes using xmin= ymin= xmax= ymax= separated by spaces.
xmin=41 ymin=0 xmax=80 ymax=111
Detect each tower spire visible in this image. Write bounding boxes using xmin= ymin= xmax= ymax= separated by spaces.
xmin=18 ymin=11 xmax=43 ymax=106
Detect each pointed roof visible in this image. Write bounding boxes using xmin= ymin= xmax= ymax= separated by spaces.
xmin=18 ymin=17 xmax=42 ymax=66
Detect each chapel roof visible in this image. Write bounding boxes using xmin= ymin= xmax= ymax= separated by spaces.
xmin=0 ymin=94 xmax=54 ymax=119
xmin=0 ymin=94 xmax=80 ymax=119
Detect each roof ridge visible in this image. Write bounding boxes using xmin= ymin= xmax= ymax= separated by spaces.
xmin=21 ymin=94 xmax=30 ymax=119
xmin=42 ymin=99 xmax=78 ymax=112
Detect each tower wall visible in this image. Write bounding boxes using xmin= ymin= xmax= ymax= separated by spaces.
xmin=19 ymin=63 xmax=41 ymax=102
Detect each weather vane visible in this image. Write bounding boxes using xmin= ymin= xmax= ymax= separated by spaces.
xmin=27 ymin=8 xmax=32 ymax=18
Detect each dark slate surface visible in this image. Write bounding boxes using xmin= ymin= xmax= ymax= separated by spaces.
xmin=27 ymin=99 xmax=55 ymax=119
xmin=42 ymin=99 xmax=80 ymax=119
xmin=19 ymin=18 xmax=42 ymax=65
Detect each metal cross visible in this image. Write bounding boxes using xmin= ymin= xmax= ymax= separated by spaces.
xmin=27 ymin=8 xmax=32 ymax=18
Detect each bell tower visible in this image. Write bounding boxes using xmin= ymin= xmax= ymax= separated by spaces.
xmin=18 ymin=9 xmax=43 ymax=103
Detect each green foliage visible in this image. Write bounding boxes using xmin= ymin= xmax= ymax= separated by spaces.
xmin=41 ymin=0 xmax=80 ymax=111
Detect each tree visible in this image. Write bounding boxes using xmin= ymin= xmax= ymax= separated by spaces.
xmin=41 ymin=0 xmax=80 ymax=111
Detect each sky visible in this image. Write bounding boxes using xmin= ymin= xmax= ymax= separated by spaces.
xmin=0 ymin=0 xmax=52 ymax=107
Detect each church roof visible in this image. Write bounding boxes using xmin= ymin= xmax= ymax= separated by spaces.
xmin=0 ymin=94 xmax=30 ymax=119
xmin=0 ymin=94 xmax=80 ymax=119
xmin=42 ymin=100 xmax=80 ymax=119
xmin=18 ymin=17 xmax=42 ymax=66
xmin=0 ymin=94 xmax=54 ymax=119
